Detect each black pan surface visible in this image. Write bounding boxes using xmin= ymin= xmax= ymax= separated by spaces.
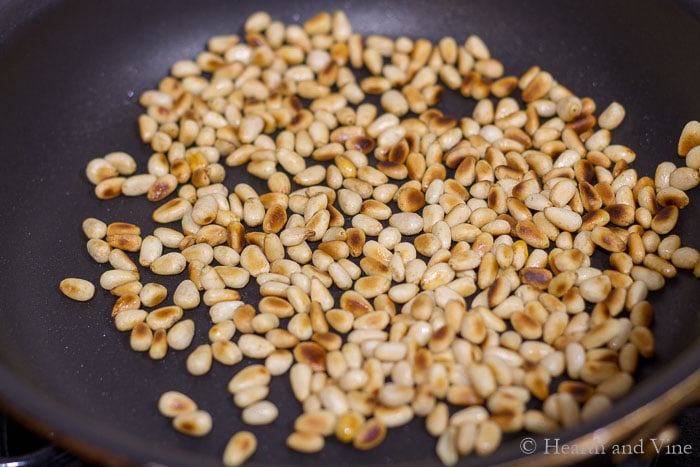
xmin=0 ymin=0 xmax=699 ymax=465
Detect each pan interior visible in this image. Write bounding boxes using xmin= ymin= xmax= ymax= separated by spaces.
xmin=0 ymin=0 xmax=698 ymax=465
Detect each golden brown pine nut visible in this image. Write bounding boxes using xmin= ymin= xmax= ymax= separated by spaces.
xmin=223 ymin=431 xmax=257 ymax=467
xmin=172 ymin=410 xmax=212 ymax=437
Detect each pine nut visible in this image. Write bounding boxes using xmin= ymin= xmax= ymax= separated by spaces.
xmin=425 ymin=401 xmax=449 ymax=437
xmin=212 ymin=340 xmax=243 ymax=366
xmin=389 ymin=212 xmax=424 ymax=235
xmin=238 ymin=334 xmax=275 ymax=359
xmin=166 ymin=319 xmax=195 ymax=350
xmin=111 ymin=293 xmax=140 ymax=317
xmin=82 ymin=217 xmax=107 ymax=239
xmin=294 ymin=410 xmax=337 ymax=436
xmin=173 ymin=410 xmax=212 ymax=437
xmin=522 ymin=409 xmax=558 ymax=434
xmin=146 ymin=306 xmax=183 ymax=330
xmin=227 ymin=365 xmax=270 ymax=395
xmin=265 ymin=349 xmax=294 ymax=376
xmin=85 ymin=158 xmax=118 ymax=185
xmin=59 ymin=278 xmax=95 ymax=301
xmin=108 ymin=249 xmax=137 ymax=272
xmin=671 ymin=247 xmax=700 ymax=269
xmin=374 ymin=404 xmax=413 ymax=428
xmin=158 ymin=391 xmax=197 ymax=418
xmin=114 ymin=308 xmax=147 ymax=331
xmin=352 ymin=418 xmax=387 ymax=450
xmin=240 ymin=400 xmax=278 ymax=426
xmin=150 ymin=252 xmax=186 ymax=275
xmin=287 ymin=431 xmax=325 ymax=453
xmin=678 ymin=120 xmax=700 ymax=155
xmin=578 ymin=275 xmax=612 ymax=303
xmin=99 ymin=269 xmax=140 ymax=290
xmin=474 ymin=420 xmax=501 ymax=456
xmin=186 ymin=344 xmax=212 ymax=376
xmin=130 ymin=322 xmax=153 ymax=351
xmin=222 ymin=431 xmax=257 ymax=467
xmin=435 ymin=427 xmax=459 ymax=466
xmin=173 ymin=280 xmax=200 ymax=310
xmin=686 ymin=146 xmax=700 ymax=169
xmin=598 ymin=102 xmax=626 ymax=130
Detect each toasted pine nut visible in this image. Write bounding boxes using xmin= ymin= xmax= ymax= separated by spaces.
xmin=223 ymin=431 xmax=257 ymax=467
xmin=158 ymin=391 xmax=197 ymax=418
xmin=60 ymin=278 xmax=95 ymax=301
xmin=678 ymin=120 xmax=700 ymax=156
xmin=150 ymin=252 xmax=187 ymax=275
xmin=287 ymin=431 xmax=325 ymax=453
xmin=172 ymin=410 xmax=212 ymax=437
xmin=352 ymin=418 xmax=387 ymax=450
xmin=130 ymin=322 xmax=153 ymax=351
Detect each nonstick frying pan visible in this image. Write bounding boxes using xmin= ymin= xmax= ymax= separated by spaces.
xmin=0 ymin=0 xmax=699 ymax=465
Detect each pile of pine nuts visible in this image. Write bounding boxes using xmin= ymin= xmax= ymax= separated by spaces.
xmin=60 ymin=9 xmax=700 ymax=466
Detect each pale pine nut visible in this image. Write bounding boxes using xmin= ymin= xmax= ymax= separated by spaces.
xmin=241 ymin=400 xmax=278 ymax=425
